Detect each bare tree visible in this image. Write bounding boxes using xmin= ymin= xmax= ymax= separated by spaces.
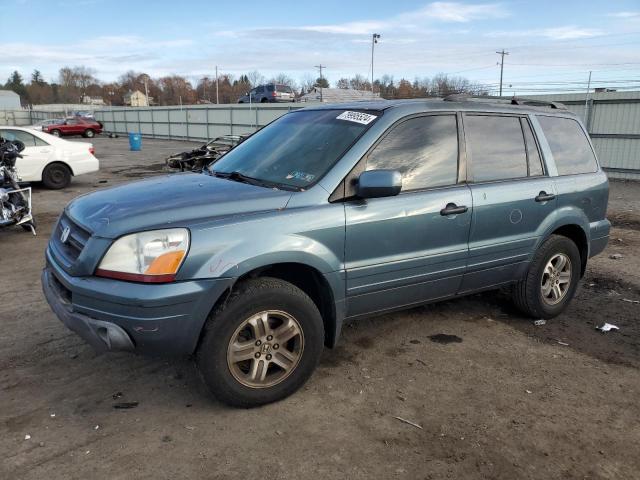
xmin=247 ymin=71 xmax=266 ymax=87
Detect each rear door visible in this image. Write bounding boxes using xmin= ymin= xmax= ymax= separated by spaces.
xmin=460 ymin=113 xmax=556 ymax=292
xmin=344 ymin=113 xmax=472 ymax=317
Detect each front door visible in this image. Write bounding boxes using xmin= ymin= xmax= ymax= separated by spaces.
xmin=460 ymin=114 xmax=557 ymax=292
xmin=344 ymin=113 xmax=472 ymax=318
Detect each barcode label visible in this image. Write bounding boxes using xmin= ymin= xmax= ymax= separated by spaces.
xmin=336 ymin=111 xmax=378 ymax=125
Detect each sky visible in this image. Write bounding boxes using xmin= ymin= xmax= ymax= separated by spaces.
xmin=1 ymin=0 xmax=639 ymax=95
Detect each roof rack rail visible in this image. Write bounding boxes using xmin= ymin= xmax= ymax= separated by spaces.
xmin=510 ymin=97 xmax=567 ymax=110
xmin=442 ymin=93 xmax=567 ymax=110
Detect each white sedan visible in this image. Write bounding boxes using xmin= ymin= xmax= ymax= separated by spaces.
xmin=0 ymin=126 xmax=99 ymax=189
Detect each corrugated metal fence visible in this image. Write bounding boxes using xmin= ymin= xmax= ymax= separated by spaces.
xmin=528 ymin=91 xmax=640 ymax=180
xmin=94 ymin=104 xmax=303 ymax=141
xmin=1 ymin=91 xmax=639 ymax=179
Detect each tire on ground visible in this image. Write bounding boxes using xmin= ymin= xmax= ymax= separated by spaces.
xmin=512 ymin=234 xmax=582 ymax=319
xmin=196 ymin=277 xmax=324 ymax=408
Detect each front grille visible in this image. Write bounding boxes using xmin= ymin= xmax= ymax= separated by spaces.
xmin=51 ymin=213 xmax=91 ymax=265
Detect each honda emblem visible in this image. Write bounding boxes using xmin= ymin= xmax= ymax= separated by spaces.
xmin=60 ymin=226 xmax=71 ymax=244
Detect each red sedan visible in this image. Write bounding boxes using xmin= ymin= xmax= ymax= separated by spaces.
xmin=44 ymin=117 xmax=103 ymax=138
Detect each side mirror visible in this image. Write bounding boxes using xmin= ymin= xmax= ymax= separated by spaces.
xmin=12 ymin=140 xmax=26 ymax=152
xmin=357 ymin=169 xmax=402 ymax=199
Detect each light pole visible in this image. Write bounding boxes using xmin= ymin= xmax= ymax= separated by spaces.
xmin=371 ymin=33 xmax=381 ymax=95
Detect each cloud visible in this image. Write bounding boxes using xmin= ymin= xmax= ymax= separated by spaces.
xmin=486 ymin=25 xmax=603 ymax=40
xmin=607 ymin=11 xmax=640 ymax=18
xmin=410 ymin=2 xmax=509 ymax=22
xmin=285 ymin=2 xmax=509 ymax=37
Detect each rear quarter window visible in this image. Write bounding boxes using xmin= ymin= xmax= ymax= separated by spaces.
xmin=537 ymin=116 xmax=598 ymax=175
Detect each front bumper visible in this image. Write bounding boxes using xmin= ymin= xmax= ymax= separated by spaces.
xmin=42 ymin=248 xmax=233 ymax=356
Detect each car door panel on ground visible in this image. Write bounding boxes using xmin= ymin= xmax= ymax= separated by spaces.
xmin=344 ymin=113 xmax=472 ymax=317
xmin=460 ymin=114 xmax=556 ymax=293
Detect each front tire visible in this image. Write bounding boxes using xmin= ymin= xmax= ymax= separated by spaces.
xmin=512 ymin=234 xmax=581 ymax=319
xmin=197 ymin=277 xmax=324 ymax=408
xmin=42 ymin=163 xmax=71 ymax=189
xmin=84 ymin=128 xmax=95 ymax=138
xmin=50 ymin=129 xmax=62 ymax=137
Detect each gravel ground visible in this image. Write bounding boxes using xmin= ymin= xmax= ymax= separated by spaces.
xmin=1 ymin=136 xmax=639 ymax=480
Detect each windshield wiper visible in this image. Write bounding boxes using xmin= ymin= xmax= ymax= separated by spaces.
xmin=209 ymin=170 xmax=300 ymax=191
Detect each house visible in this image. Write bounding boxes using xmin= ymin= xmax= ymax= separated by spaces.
xmin=81 ymin=95 xmax=106 ymax=106
xmin=0 ymin=90 xmax=21 ymax=109
xmin=124 ymin=90 xmax=152 ymax=107
xmin=299 ymin=87 xmax=380 ymax=103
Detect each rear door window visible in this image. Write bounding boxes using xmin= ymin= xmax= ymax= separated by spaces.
xmin=1 ymin=129 xmax=41 ymax=147
xmin=537 ymin=116 xmax=598 ymax=175
xmin=465 ymin=115 xmax=527 ymax=182
xmin=366 ymin=114 xmax=459 ymax=191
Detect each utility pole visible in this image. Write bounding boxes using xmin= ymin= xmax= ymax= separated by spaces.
xmin=314 ymin=64 xmax=326 ymax=102
xmin=584 ymin=70 xmax=592 ymax=123
xmin=215 ymin=65 xmax=219 ymax=104
xmin=371 ymin=33 xmax=381 ymax=95
xmin=496 ymin=49 xmax=509 ymax=96
xmin=143 ymin=75 xmax=150 ymax=106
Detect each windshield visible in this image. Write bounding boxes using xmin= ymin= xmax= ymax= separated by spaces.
xmin=209 ymin=109 xmax=379 ymax=189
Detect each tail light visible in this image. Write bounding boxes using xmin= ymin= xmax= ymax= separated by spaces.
xmin=272 ymin=91 xmax=277 ymax=97
xmin=89 ymin=147 xmax=95 ymax=155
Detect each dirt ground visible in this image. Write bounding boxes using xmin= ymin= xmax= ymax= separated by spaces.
xmin=1 ymin=136 xmax=639 ymax=480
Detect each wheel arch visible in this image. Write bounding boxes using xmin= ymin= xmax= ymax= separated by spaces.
xmin=204 ymin=262 xmax=339 ymax=349
xmin=44 ymin=160 xmax=75 ymax=177
xmin=547 ymin=223 xmax=589 ymax=276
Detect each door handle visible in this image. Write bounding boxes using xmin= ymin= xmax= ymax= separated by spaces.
xmin=440 ymin=203 xmax=468 ymax=216
xmin=535 ymin=191 xmax=556 ymax=202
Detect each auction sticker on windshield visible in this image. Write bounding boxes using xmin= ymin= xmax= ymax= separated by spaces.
xmin=336 ymin=111 xmax=378 ymax=125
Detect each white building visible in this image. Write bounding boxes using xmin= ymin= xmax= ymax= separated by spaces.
xmin=299 ymin=87 xmax=380 ymax=103
xmin=124 ymin=90 xmax=153 ymax=107
xmin=0 ymin=90 xmax=21 ymax=109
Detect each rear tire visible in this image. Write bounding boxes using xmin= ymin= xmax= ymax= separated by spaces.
xmin=84 ymin=129 xmax=95 ymax=138
xmin=512 ymin=234 xmax=581 ymax=319
xmin=42 ymin=163 xmax=71 ymax=189
xmin=196 ymin=277 xmax=324 ymax=408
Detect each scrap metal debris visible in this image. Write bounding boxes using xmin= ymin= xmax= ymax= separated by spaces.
xmin=393 ymin=416 xmax=423 ymax=430
xmin=533 ymin=319 xmax=546 ymax=326
xmin=165 ymin=134 xmax=252 ymax=172
xmin=597 ymin=323 xmax=620 ymax=333
xmin=621 ymin=298 xmax=640 ymax=304
xmin=609 ymin=254 xmax=623 ymax=260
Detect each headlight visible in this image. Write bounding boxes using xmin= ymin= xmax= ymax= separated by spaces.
xmin=96 ymin=228 xmax=190 ymax=283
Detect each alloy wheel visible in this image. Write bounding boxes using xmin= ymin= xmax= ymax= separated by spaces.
xmin=227 ymin=310 xmax=304 ymax=388
xmin=541 ymin=253 xmax=572 ymax=305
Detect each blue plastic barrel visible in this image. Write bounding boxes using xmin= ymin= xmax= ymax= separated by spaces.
xmin=128 ymin=132 xmax=142 ymax=151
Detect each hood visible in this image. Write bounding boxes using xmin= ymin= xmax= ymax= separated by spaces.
xmin=66 ymin=173 xmax=292 ymax=238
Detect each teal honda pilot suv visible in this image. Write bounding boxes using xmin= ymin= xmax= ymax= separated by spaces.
xmin=42 ymin=97 xmax=610 ymax=407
